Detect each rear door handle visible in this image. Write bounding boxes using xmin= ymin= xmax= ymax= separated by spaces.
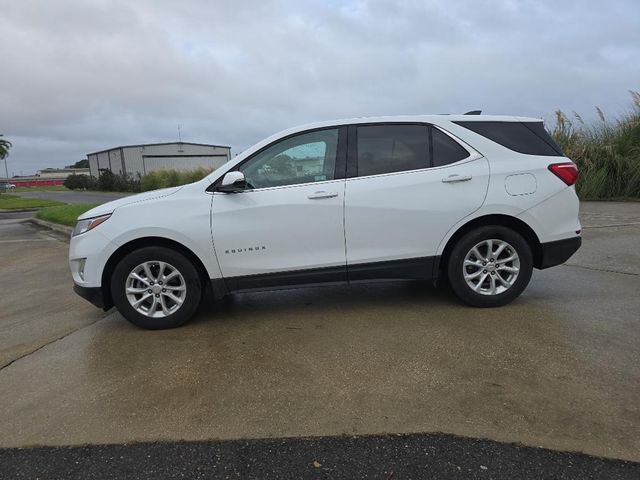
xmin=442 ymin=174 xmax=472 ymax=183
xmin=307 ymin=191 xmax=338 ymax=199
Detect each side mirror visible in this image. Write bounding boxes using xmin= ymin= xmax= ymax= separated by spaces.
xmin=217 ymin=171 xmax=247 ymax=193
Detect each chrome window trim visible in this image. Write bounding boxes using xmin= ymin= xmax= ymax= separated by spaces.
xmin=211 ymin=177 xmax=346 ymax=194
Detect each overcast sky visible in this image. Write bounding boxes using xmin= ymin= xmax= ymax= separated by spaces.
xmin=1 ymin=0 xmax=639 ymax=176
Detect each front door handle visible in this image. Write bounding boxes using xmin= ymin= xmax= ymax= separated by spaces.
xmin=308 ymin=191 xmax=338 ymax=199
xmin=442 ymin=174 xmax=472 ymax=183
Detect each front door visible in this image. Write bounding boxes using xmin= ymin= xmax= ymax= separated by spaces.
xmin=211 ymin=127 xmax=347 ymax=290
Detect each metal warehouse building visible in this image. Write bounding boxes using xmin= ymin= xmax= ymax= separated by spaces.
xmin=87 ymin=142 xmax=231 ymax=178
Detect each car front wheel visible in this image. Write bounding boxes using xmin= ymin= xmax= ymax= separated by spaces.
xmin=447 ymin=225 xmax=533 ymax=307
xmin=111 ymin=246 xmax=202 ymax=329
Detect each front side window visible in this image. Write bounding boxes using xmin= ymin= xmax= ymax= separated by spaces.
xmin=239 ymin=129 xmax=339 ymax=189
xmin=356 ymin=125 xmax=429 ymax=176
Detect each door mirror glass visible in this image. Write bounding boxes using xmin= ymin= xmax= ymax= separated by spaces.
xmin=217 ymin=171 xmax=247 ymax=193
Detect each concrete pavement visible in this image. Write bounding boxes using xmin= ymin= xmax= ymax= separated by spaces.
xmin=0 ymin=202 xmax=639 ymax=463
xmin=567 ymin=201 xmax=640 ymax=275
xmin=0 ymin=220 xmax=105 ymax=368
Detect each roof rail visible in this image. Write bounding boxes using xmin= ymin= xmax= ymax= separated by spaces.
xmin=464 ymin=110 xmax=482 ymax=115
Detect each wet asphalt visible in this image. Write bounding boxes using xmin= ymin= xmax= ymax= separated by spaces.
xmin=2 ymin=433 xmax=639 ymax=480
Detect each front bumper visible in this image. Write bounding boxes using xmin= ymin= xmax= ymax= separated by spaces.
xmin=73 ymin=284 xmax=110 ymax=310
xmin=538 ymin=236 xmax=582 ymax=269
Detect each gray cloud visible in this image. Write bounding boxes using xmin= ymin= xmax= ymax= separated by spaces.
xmin=1 ymin=0 xmax=639 ymax=174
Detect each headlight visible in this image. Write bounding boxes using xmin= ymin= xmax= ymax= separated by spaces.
xmin=72 ymin=214 xmax=111 ymax=237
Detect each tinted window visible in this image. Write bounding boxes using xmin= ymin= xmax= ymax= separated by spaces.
xmin=240 ymin=129 xmax=339 ymax=189
xmin=356 ymin=125 xmax=429 ymax=176
xmin=454 ymin=121 xmax=563 ymax=156
xmin=432 ymin=128 xmax=470 ymax=166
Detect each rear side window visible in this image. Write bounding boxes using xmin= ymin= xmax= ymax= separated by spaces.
xmin=432 ymin=128 xmax=470 ymax=166
xmin=454 ymin=121 xmax=563 ymax=156
xmin=356 ymin=125 xmax=429 ymax=176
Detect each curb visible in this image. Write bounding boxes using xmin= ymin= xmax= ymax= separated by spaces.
xmin=0 ymin=208 xmax=39 ymax=213
xmin=28 ymin=217 xmax=73 ymax=236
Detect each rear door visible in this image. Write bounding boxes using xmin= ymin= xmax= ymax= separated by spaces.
xmin=344 ymin=123 xmax=489 ymax=280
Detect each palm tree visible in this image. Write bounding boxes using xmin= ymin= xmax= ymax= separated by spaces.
xmin=0 ymin=134 xmax=12 ymax=181
xmin=0 ymin=134 xmax=11 ymax=160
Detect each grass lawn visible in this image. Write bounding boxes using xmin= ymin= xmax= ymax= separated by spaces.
xmin=36 ymin=203 xmax=100 ymax=226
xmin=0 ymin=194 xmax=65 ymax=210
xmin=12 ymin=185 xmax=69 ymax=192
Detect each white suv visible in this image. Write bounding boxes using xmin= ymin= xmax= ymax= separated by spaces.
xmin=70 ymin=115 xmax=581 ymax=329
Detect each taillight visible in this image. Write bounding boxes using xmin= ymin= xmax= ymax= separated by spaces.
xmin=548 ymin=162 xmax=578 ymax=186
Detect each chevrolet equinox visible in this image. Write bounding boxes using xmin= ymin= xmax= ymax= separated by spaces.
xmin=70 ymin=115 xmax=582 ymax=329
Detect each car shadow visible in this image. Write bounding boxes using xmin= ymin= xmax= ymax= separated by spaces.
xmin=190 ymin=280 xmax=458 ymax=327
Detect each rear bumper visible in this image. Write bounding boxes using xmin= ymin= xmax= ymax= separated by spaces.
xmin=73 ymin=284 xmax=109 ymax=310
xmin=538 ymin=236 xmax=582 ymax=269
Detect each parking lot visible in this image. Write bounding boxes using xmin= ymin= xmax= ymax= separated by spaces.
xmin=1 ymin=202 xmax=639 ymax=466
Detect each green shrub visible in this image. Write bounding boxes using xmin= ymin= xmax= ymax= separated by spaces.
xmin=551 ymin=91 xmax=640 ymax=199
xmin=185 ymin=167 xmax=214 ymax=184
xmin=140 ymin=171 xmax=161 ymax=192
xmin=139 ymin=167 xmax=212 ymax=192
xmin=97 ymin=169 xmax=118 ymax=191
xmin=64 ymin=174 xmax=96 ymax=190
xmin=92 ymin=169 xmax=140 ymax=192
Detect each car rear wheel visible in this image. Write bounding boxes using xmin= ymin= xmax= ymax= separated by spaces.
xmin=111 ymin=246 xmax=202 ymax=329
xmin=447 ymin=225 xmax=533 ymax=307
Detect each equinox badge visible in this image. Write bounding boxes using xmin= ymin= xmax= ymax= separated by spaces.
xmin=225 ymin=246 xmax=267 ymax=254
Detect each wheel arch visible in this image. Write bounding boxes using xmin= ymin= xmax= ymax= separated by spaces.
xmin=437 ymin=214 xmax=543 ymax=279
xmin=100 ymin=237 xmax=211 ymax=310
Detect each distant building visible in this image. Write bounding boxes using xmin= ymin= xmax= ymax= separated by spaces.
xmin=86 ymin=142 xmax=231 ymax=178
xmin=7 ymin=167 xmax=91 ymax=187
xmin=38 ymin=167 xmax=90 ymax=179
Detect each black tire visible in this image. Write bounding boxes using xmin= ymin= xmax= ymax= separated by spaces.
xmin=111 ymin=246 xmax=202 ymax=329
xmin=447 ymin=225 xmax=533 ymax=307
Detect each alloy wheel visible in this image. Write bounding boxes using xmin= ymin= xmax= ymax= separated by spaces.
xmin=125 ymin=261 xmax=187 ymax=318
xmin=462 ymin=239 xmax=520 ymax=296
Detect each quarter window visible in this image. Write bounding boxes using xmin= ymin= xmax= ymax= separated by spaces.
xmin=356 ymin=125 xmax=429 ymax=176
xmin=239 ymin=129 xmax=339 ymax=189
xmin=432 ymin=128 xmax=470 ymax=167
xmin=453 ymin=121 xmax=563 ymax=156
